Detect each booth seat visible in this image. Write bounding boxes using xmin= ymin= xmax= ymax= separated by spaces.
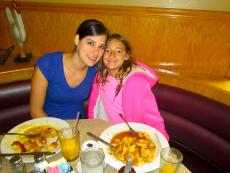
xmin=0 ymin=80 xmax=31 ymax=133
xmin=153 ymin=84 xmax=230 ymax=173
xmin=0 ymin=79 xmax=229 ymax=173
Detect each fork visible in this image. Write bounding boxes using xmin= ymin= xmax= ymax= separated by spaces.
xmin=0 ymin=132 xmax=40 ymax=138
xmin=119 ymin=113 xmax=138 ymax=135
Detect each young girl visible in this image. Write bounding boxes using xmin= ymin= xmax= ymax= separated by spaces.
xmin=88 ymin=34 xmax=169 ymax=140
xmin=30 ymin=19 xmax=109 ymax=119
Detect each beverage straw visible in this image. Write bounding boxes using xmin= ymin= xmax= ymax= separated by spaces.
xmin=73 ymin=112 xmax=80 ymax=132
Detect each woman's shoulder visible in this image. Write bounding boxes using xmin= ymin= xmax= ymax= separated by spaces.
xmin=38 ymin=52 xmax=63 ymax=61
xmin=36 ymin=52 xmax=63 ymax=67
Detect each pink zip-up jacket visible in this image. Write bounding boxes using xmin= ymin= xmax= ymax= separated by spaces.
xmin=88 ymin=62 xmax=169 ymax=140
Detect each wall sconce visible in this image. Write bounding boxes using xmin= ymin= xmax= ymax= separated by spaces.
xmin=5 ymin=1 xmax=32 ymax=63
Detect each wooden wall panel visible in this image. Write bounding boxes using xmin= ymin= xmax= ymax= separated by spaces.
xmin=0 ymin=2 xmax=230 ymax=78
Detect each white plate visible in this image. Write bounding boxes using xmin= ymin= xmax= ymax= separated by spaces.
xmin=0 ymin=117 xmax=70 ymax=163
xmin=99 ymin=122 xmax=169 ymax=173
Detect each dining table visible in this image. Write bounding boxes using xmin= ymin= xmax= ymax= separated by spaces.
xmin=0 ymin=119 xmax=191 ymax=173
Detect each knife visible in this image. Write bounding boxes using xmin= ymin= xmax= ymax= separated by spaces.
xmin=0 ymin=132 xmax=40 ymax=138
xmin=0 ymin=151 xmax=56 ymax=157
xmin=87 ymin=132 xmax=115 ymax=148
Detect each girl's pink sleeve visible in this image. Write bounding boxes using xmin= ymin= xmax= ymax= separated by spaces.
xmin=88 ymin=76 xmax=99 ymax=119
xmin=140 ymin=82 xmax=169 ymax=140
xmin=123 ymin=75 xmax=169 ymax=141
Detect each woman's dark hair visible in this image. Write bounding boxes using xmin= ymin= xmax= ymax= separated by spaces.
xmin=97 ymin=33 xmax=134 ymax=98
xmin=76 ymin=19 xmax=109 ymax=40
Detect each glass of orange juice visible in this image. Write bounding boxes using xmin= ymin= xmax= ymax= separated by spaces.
xmin=58 ymin=127 xmax=80 ymax=162
xmin=159 ymin=147 xmax=183 ymax=173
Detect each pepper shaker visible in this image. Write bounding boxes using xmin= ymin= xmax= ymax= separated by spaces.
xmin=10 ymin=155 xmax=27 ymax=173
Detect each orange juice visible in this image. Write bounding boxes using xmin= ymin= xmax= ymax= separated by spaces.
xmin=159 ymin=147 xmax=183 ymax=173
xmin=58 ymin=128 xmax=80 ymax=161
xmin=159 ymin=162 xmax=176 ymax=173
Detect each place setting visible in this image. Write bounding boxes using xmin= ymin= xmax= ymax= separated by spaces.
xmin=97 ymin=122 xmax=169 ymax=173
xmin=0 ymin=114 xmax=185 ymax=173
xmin=58 ymin=117 xmax=170 ymax=173
xmin=0 ymin=117 xmax=72 ymax=172
xmin=76 ymin=114 xmax=170 ymax=173
xmin=0 ymin=117 xmax=70 ymax=162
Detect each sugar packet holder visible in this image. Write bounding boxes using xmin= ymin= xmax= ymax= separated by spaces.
xmin=47 ymin=157 xmax=75 ymax=173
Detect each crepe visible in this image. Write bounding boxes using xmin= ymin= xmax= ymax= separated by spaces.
xmin=109 ymin=131 xmax=156 ymax=165
xmin=11 ymin=125 xmax=58 ymax=152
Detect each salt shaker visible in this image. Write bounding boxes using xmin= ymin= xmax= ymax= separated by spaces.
xmin=34 ymin=153 xmax=48 ymax=173
xmin=118 ymin=157 xmax=136 ymax=173
xmin=10 ymin=155 xmax=27 ymax=173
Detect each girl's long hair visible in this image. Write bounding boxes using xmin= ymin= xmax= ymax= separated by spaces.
xmin=96 ymin=34 xmax=134 ymax=98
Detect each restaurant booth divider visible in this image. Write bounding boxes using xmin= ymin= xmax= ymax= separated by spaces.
xmin=0 ymin=79 xmax=229 ymax=173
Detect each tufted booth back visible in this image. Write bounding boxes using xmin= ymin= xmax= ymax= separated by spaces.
xmin=0 ymin=80 xmax=89 ymax=132
xmin=0 ymin=80 xmax=31 ymax=132
xmin=153 ymin=83 xmax=230 ymax=173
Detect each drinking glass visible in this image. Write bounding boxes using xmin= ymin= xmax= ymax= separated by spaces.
xmin=159 ymin=147 xmax=183 ymax=173
xmin=58 ymin=127 xmax=80 ymax=162
xmin=80 ymin=147 xmax=105 ymax=173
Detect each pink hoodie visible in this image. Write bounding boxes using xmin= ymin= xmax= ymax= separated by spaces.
xmin=88 ymin=62 xmax=169 ymax=140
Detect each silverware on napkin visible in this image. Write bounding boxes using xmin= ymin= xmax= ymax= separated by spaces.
xmin=0 ymin=132 xmax=40 ymax=138
xmin=0 ymin=151 xmax=56 ymax=157
xmin=87 ymin=132 xmax=115 ymax=148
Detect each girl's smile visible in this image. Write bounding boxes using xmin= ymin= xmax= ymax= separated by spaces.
xmin=103 ymin=39 xmax=129 ymax=76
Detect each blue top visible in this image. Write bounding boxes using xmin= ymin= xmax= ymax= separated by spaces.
xmin=36 ymin=52 xmax=96 ymax=119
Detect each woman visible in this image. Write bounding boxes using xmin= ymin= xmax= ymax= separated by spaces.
xmin=88 ymin=34 xmax=169 ymax=140
xmin=30 ymin=19 xmax=109 ymax=119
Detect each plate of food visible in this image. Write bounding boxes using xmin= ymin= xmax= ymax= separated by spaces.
xmin=1 ymin=117 xmax=70 ymax=163
xmin=99 ymin=122 xmax=169 ymax=173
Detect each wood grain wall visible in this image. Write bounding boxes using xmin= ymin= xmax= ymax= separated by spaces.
xmin=1 ymin=2 xmax=230 ymax=78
